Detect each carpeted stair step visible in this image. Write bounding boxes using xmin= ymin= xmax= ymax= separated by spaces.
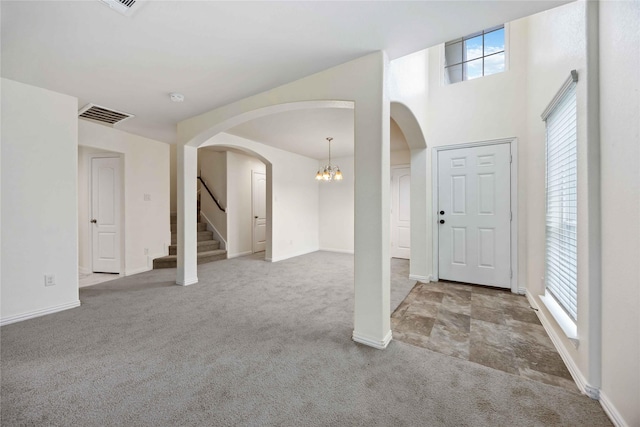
xmin=152 ymin=249 xmax=227 ymax=269
xmin=171 ymin=222 xmax=207 ymax=233
xmin=170 ymin=215 xmax=200 ymax=225
xmin=168 ymin=240 xmax=220 ymax=255
xmin=171 ymin=230 xmax=213 ymax=244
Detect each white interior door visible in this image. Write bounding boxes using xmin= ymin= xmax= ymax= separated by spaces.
xmin=391 ymin=166 xmax=411 ymax=259
xmin=91 ymin=157 xmax=121 ymax=273
xmin=437 ymin=143 xmax=511 ymax=288
xmin=252 ymin=171 xmax=267 ymax=253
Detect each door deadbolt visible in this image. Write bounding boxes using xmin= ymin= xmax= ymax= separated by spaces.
xmin=440 ymin=210 xmax=445 ymax=215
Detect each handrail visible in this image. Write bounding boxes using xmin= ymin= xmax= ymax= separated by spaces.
xmin=197 ymin=176 xmax=226 ymax=213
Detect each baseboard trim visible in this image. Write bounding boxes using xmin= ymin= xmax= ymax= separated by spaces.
xmin=269 ymin=249 xmax=316 ymax=263
xmin=599 ymin=390 xmax=628 ymax=427
xmin=228 ymin=251 xmax=252 ymax=259
xmin=319 ymin=248 xmax=354 ymax=255
xmin=1 ymin=300 xmax=81 ymax=327
xmin=409 ymin=274 xmax=431 ymax=282
xmin=526 ymin=290 xmax=599 ymax=399
xmin=352 ymin=330 xmax=392 ymax=349
xmin=125 ymin=266 xmax=152 ymax=276
xmin=517 ymin=287 xmax=527 ymax=295
xmin=79 ymin=266 xmax=91 ymax=275
xmin=176 ymin=277 xmax=198 ymax=286
xmin=200 ymin=211 xmax=227 ymax=250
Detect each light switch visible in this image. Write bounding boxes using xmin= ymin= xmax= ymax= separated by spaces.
xmin=144 ymin=194 xmax=151 ymax=201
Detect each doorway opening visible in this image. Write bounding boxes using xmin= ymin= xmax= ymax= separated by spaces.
xmin=78 ymin=146 xmax=124 ymax=287
xmin=198 ymin=146 xmax=269 ymax=260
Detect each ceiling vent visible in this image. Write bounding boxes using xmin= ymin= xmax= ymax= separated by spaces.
xmin=78 ymin=104 xmax=134 ymax=125
xmin=98 ymin=0 xmax=144 ymax=17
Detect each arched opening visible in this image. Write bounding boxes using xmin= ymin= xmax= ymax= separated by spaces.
xmin=175 ymin=52 xmax=392 ymax=350
xmin=175 ymin=101 xmax=357 ymax=285
xmin=390 ymin=101 xmax=430 ymax=282
xmin=187 ymin=101 xmax=354 ymax=148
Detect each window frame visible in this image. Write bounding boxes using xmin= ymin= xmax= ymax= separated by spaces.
xmin=540 ymin=70 xmax=580 ymax=345
xmin=442 ymin=23 xmax=508 ymax=84
xmin=441 ymin=24 xmax=509 ymax=85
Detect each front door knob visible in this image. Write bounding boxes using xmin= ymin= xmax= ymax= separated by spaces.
xmin=439 ymin=219 xmax=445 ymax=224
xmin=90 ymin=219 xmax=97 ymax=224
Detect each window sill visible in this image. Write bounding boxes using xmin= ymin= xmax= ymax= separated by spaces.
xmin=540 ymin=293 xmax=579 ymax=348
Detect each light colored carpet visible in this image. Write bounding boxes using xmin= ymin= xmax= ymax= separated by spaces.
xmin=1 ymin=252 xmax=610 ymax=426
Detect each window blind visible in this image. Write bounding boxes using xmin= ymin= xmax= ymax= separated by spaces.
xmin=544 ymin=81 xmax=578 ymax=320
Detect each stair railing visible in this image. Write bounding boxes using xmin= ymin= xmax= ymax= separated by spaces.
xmin=197 ymin=175 xmax=226 ymax=213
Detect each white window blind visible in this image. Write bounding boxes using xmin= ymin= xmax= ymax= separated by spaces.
xmin=543 ymin=75 xmax=578 ymax=321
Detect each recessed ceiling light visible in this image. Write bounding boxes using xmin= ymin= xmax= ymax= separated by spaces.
xmin=169 ymin=93 xmax=185 ymax=103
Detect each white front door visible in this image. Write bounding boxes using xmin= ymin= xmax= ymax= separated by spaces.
xmin=252 ymin=171 xmax=267 ymax=253
xmin=437 ymin=143 xmax=511 ymax=288
xmin=391 ymin=166 xmax=411 ymax=259
xmin=91 ymin=157 xmax=121 ymax=273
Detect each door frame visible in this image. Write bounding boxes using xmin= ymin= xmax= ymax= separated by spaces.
xmin=431 ymin=137 xmax=519 ymax=294
xmin=87 ymin=152 xmax=125 ymax=275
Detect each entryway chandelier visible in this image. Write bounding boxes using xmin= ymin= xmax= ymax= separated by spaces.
xmin=315 ymin=137 xmax=343 ymax=182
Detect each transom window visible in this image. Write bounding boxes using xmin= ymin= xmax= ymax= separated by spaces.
xmin=444 ymin=25 xmax=505 ymax=84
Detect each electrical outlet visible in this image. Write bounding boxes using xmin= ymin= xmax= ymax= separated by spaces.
xmin=144 ymin=193 xmax=151 ymax=201
xmin=44 ymin=274 xmax=56 ymax=287
xmin=144 ymin=248 xmax=149 ymax=255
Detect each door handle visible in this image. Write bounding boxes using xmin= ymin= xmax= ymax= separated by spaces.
xmin=254 ymin=216 xmax=258 ymax=219
xmin=439 ymin=219 xmax=445 ymax=224
xmin=90 ymin=219 xmax=97 ymax=224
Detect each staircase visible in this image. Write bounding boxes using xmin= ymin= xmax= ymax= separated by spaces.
xmin=152 ymin=213 xmax=226 ymax=269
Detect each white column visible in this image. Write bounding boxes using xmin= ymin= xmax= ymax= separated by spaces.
xmin=410 ymin=147 xmax=430 ymax=282
xmin=352 ymin=53 xmax=392 ymax=349
xmin=176 ymin=143 xmax=198 ymax=286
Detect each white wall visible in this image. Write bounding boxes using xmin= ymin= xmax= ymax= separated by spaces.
xmin=318 ymin=155 xmax=355 ymax=253
xmin=204 ymin=132 xmax=319 ymax=263
xmin=227 ymin=150 xmax=266 ymax=258
xmin=523 ymin=0 xmax=597 ymax=391
xmin=422 ymin=17 xmax=529 ymax=286
xmin=198 ymin=148 xmax=227 ymax=246
xmin=319 ymin=119 xmax=409 ymax=255
xmin=78 ymin=120 xmax=170 ymax=276
xmin=1 ymin=78 xmax=79 ymax=324
xmin=599 ymin=1 xmax=640 ymax=425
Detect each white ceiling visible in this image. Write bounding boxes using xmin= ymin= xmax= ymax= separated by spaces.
xmin=2 ymin=0 xmax=568 ymax=148
xmin=227 ymin=108 xmax=409 ymax=159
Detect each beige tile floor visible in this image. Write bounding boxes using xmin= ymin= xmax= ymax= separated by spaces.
xmin=79 ymin=271 xmax=121 ymax=288
xmin=392 ymin=281 xmax=578 ymax=392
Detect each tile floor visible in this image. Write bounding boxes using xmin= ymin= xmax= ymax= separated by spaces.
xmin=392 ymin=280 xmax=577 ymax=392
xmin=79 ymin=271 xmax=121 ymax=288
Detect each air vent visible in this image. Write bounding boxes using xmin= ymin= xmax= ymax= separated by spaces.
xmin=98 ymin=0 xmax=143 ymax=16
xmin=78 ymin=104 xmax=134 ymax=125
